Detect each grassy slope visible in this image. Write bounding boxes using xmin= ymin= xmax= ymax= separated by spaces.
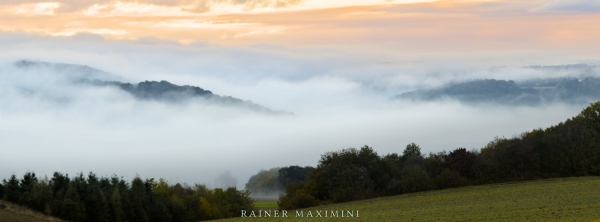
xmin=0 ymin=200 xmax=65 ymax=222
xmin=221 ymin=177 xmax=600 ymax=221
xmin=0 ymin=209 xmax=47 ymax=222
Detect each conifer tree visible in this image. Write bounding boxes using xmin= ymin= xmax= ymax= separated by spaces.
xmin=130 ymin=177 xmax=150 ymax=222
xmin=3 ymin=174 xmax=20 ymax=203
xmin=148 ymin=195 xmax=171 ymax=222
xmin=31 ymin=176 xmax=54 ymax=213
xmin=49 ymin=172 xmax=70 ymax=217
xmin=0 ymin=182 xmax=4 ymax=199
xmin=19 ymin=171 xmax=37 ymax=207
xmin=403 ymin=143 xmax=422 ymax=159
xmin=109 ymin=187 xmax=124 ymax=222
xmin=85 ymin=186 xmax=109 ymax=222
xmin=61 ymin=185 xmax=86 ymax=221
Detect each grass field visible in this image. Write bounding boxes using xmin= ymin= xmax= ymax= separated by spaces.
xmin=221 ymin=176 xmax=600 ymax=221
xmin=254 ymin=201 xmax=278 ymax=209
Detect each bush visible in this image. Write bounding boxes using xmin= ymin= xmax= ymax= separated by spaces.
xmin=278 ymin=193 xmax=318 ymax=210
xmin=399 ymin=165 xmax=433 ymax=193
xmin=435 ymin=169 xmax=470 ymax=189
xmin=277 ymin=182 xmax=319 ymax=210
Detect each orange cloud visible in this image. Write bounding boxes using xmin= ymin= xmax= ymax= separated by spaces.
xmin=0 ymin=0 xmax=599 ymax=56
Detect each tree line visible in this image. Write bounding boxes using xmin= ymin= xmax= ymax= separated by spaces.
xmin=276 ymin=101 xmax=600 ymax=209
xmin=0 ymin=172 xmax=253 ymax=221
xmin=3 ymin=101 xmax=600 ymax=218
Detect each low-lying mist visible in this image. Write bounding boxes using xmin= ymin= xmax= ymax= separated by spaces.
xmin=0 ymin=32 xmax=597 ymax=188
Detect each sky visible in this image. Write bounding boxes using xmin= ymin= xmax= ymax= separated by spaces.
xmin=1 ymin=0 xmax=600 ymax=188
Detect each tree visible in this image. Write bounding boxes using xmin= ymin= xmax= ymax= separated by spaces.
xmin=245 ymin=167 xmax=281 ymax=195
xmin=277 ymin=182 xmax=318 ymax=210
xmin=543 ymin=118 xmax=597 ymax=176
xmin=49 ymin=172 xmax=70 ymax=217
xmin=423 ymin=151 xmax=447 ymax=181
xmin=445 ymin=148 xmax=476 ymax=178
xmin=109 ymin=187 xmax=124 ymax=222
xmin=0 ymin=182 xmax=4 ymax=199
xmin=61 ymin=185 xmax=86 ymax=221
xmin=223 ymin=187 xmax=254 ymax=217
xmin=129 ymin=177 xmax=150 ymax=222
xmin=197 ymin=197 xmax=213 ymax=220
xmin=3 ymin=174 xmax=20 ymax=203
xmin=435 ymin=169 xmax=469 ymax=189
xmin=296 ymin=145 xmax=391 ymax=203
xmin=578 ymin=101 xmax=600 ymax=132
xmin=215 ymin=171 xmax=237 ymax=189
xmin=147 ymin=194 xmax=171 ymax=222
xmin=403 ymin=143 xmax=422 ymax=159
xmin=31 ymin=176 xmax=54 ymax=214
xmin=19 ymin=171 xmax=37 ymax=207
xmin=85 ymin=186 xmax=109 ymax=222
xmin=399 ymin=165 xmax=433 ymax=193
xmin=278 ymin=166 xmax=314 ymax=192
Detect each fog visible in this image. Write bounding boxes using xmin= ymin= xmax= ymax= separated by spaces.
xmin=0 ymin=32 xmax=596 ymax=188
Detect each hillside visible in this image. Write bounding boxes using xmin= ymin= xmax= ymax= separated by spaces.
xmin=86 ymin=79 xmax=291 ymax=115
xmin=397 ymin=77 xmax=600 ymax=105
xmin=222 ymin=176 xmax=600 ymax=221
xmin=0 ymin=200 xmax=65 ymax=222
xmin=0 ymin=210 xmax=48 ymax=222
xmin=12 ymin=60 xmax=291 ymax=115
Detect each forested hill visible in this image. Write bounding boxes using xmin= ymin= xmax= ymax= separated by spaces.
xmin=396 ymin=78 xmax=600 ymax=105
xmin=13 ymin=60 xmax=291 ymax=115
xmin=86 ymin=79 xmax=291 ymax=115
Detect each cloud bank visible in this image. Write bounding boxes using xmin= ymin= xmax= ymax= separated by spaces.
xmin=534 ymin=0 xmax=600 ymax=12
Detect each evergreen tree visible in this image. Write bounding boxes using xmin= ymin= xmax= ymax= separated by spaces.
xmin=109 ymin=187 xmax=124 ymax=222
xmin=61 ymin=185 xmax=86 ymax=221
xmin=403 ymin=143 xmax=422 ymax=159
xmin=130 ymin=177 xmax=150 ymax=222
xmin=118 ymin=184 xmax=135 ymax=222
xmin=2 ymin=171 xmax=260 ymax=221
xmin=0 ymin=182 xmax=4 ymax=199
xmin=31 ymin=176 xmax=54 ymax=213
xmin=19 ymin=171 xmax=37 ymax=207
xmin=49 ymin=172 xmax=70 ymax=217
xmin=85 ymin=186 xmax=109 ymax=222
xmin=148 ymin=194 xmax=171 ymax=222
xmin=79 ymin=172 xmax=109 ymax=222
xmin=3 ymin=174 xmax=20 ymax=203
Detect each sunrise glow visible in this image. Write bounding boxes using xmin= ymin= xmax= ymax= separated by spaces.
xmin=0 ymin=0 xmax=594 ymax=54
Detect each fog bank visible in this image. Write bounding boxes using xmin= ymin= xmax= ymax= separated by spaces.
xmin=0 ymin=32 xmax=596 ymax=187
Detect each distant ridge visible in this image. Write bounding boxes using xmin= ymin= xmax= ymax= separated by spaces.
xmin=14 ymin=60 xmax=119 ymax=81
xmin=13 ymin=60 xmax=292 ymax=115
xmin=87 ymin=79 xmax=292 ymax=115
xmin=396 ymin=77 xmax=600 ymax=105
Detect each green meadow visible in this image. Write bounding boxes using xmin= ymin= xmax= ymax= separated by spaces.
xmin=224 ymin=177 xmax=600 ymax=221
xmin=254 ymin=201 xmax=278 ymax=210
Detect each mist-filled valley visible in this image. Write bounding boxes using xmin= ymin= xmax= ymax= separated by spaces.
xmin=2 ymin=0 xmax=600 ymax=220
xmin=2 ymin=52 xmax=598 ymax=190
xmin=0 ymin=30 xmax=599 ymax=191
